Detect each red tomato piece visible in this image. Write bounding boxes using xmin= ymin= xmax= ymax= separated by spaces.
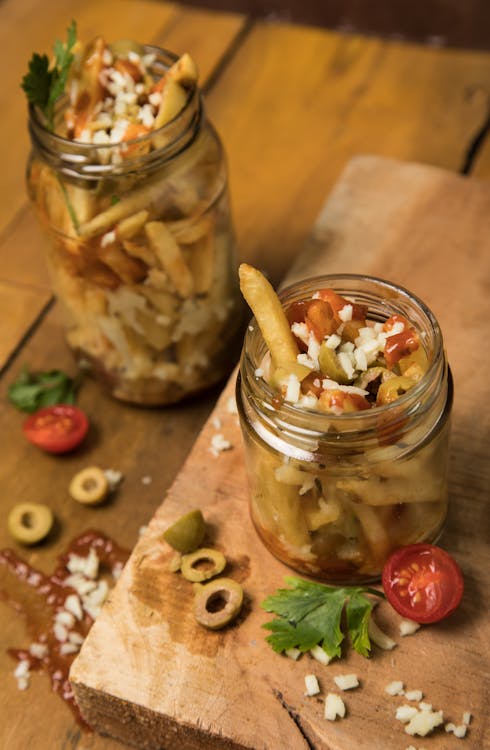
xmin=383 ymin=314 xmax=420 ymax=368
xmin=23 ymin=405 xmax=89 ymax=454
xmin=382 ymin=543 xmax=464 ymax=624
xmin=318 ymin=289 xmax=367 ymax=322
xmin=305 ymin=299 xmax=336 ymax=340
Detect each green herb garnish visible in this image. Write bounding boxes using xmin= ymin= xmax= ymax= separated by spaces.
xmin=110 ymin=195 xmax=121 ymax=206
xmin=8 ymin=367 xmax=80 ymax=412
xmin=21 ymin=20 xmax=77 ymax=130
xmin=261 ymin=577 xmax=385 ymax=659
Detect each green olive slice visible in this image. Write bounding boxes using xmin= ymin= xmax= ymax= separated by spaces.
xmin=180 ymin=547 xmax=226 ymax=582
xmin=355 ymin=366 xmax=395 ymax=394
xmin=376 ymin=375 xmax=416 ymax=405
xmin=69 ymin=467 xmax=109 ymax=505
xmin=7 ymin=502 xmax=54 ymax=545
xmin=162 ymin=509 xmax=206 ymax=553
xmin=318 ymin=343 xmax=350 ymax=384
xmin=194 ymin=577 xmax=243 ymax=630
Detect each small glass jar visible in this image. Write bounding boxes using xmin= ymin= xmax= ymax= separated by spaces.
xmin=237 ymin=274 xmax=452 ymax=583
xmin=26 ymin=46 xmax=242 ymax=405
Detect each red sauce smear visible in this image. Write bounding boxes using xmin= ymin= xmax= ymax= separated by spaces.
xmin=0 ymin=530 xmax=129 ymax=729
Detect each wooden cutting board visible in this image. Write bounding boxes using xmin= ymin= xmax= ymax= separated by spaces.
xmin=70 ymin=156 xmax=490 ymax=750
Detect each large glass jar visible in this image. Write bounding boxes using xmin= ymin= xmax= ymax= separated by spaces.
xmin=26 ymin=46 xmax=242 ymax=405
xmin=237 ymin=275 xmax=452 ymax=583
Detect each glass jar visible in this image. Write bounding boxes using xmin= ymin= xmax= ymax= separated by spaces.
xmin=26 ymin=46 xmax=242 ymax=405
xmin=237 ymin=274 xmax=452 ymax=583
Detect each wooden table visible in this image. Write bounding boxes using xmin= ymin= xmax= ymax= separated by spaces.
xmin=1 ymin=1 xmax=490 ymax=748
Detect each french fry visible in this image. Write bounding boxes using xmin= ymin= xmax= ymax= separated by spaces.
xmin=138 ymin=286 xmax=178 ymax=319
xmin=117 ymin=210 xmax=149 ymax=240
xmin=239 ymin=263 xmax=299 ymax=369
xmin=99 ymin=242 xmax=147 ymax=284
xmin=145 ymin=221 xmax=194 ymax=297
xmin=167 ymin=53 xmax=198 ymax=87
xmin=122 ymin=238 xmax=156 ymax=266
xmin=78 ymin=181 xmax=159 ymax=238
xmin=187 ymin=233 xmax=215 ymax=294
xmin=154 ymin=78 xmax=188 ymax=131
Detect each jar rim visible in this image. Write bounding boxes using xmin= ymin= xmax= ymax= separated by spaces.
xmin=27 ymin=44 xmax=202 ymax=177
xmin=240 ymin=272 xmax=446 ymax=439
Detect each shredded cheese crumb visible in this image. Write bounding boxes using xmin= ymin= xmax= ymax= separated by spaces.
xmin=333 ymin=674 xmax=359 ymax=691
xmin=396 ymin=705 xmax=419 ymax=723
xmin=285 ymin=648 xmax=301 ymax=661
xmin=399 ymin=618 xmax=421 ymax=636
xmin=404 ymin=708 xmax=444 ymax=737
xmin=405 ymin=690 xmax=424 ymax=702
xmin=369 ymin=618 xmax=397 ymax=650
xmin=309 ymin=645 xmax=331 ymax=665
xmin=385 ymin=680 xmax=405 ymax=696
xmin=226 ymin=396 xmax=238 ymax=415
xmin=210 ymin=433 xmax=232 ymax=457
xmin=304 ymin=674 xmax=320 ymax=696
xmin=324 ymin=693 xmax=346 ymax=720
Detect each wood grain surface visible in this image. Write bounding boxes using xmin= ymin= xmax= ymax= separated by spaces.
xmin=2 ymin=0 xmax=490 ymax=747
xmin=70 ymin=156 xmax=490 ymax=750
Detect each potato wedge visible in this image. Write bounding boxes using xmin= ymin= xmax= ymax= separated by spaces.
xmin=239 ymin=263 xmax=299 ymax=369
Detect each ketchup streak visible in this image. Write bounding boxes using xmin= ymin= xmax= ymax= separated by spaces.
xmin=0 ymin=531 xmax=129 ymax=728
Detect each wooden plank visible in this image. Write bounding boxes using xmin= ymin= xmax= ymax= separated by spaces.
xmin=0 ymin=281 xmax=51 ymax=369
xmin=70 ymin=156 xmax=490 ymax=750
xmin=468 ymin=130 xmax=490 ymax=178
xmin=206 ymin=23 xmax=490 ymax=283
xmin=0 ymin=303 xmax=224 ymax=750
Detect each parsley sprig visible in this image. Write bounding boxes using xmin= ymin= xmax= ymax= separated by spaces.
xmin=8 ymin=367 xmax=80 ymax=413
xmin=261 ymin=577 xmax=385 ymax=659
xmin=21 ymin=20 xmax=77 ymax=130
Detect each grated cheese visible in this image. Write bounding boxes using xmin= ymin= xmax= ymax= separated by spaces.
xmin=333 ymin=674 xmax=359 ymax=691
xmin=309 ymin=645 xmax=331 ymax=665
xmin=399 ymin=618 xmax=421 ymax=636
xmin=210 ymin=433 xmax=232 ymax=457
xmin=324 ymin=693 xmax=346 ymax=720
xmin=385 ymin=680 xmax=405 ymax=696
xmin=304 ymin=674 xmax=320 ymax=696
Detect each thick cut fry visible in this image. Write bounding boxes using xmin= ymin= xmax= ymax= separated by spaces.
xmin=154 ymin=78 xmax=188 ymax=131
xmin=145 ymin=221 xmax=194 ymax=297
xmin=239 ymin=263 xmax=299 ymax=369
xmin=99 ymin=242 xmax=147 ymax=284
xmin=78 ymin=181 xmax=159 ymax=237
xmin=122 ymin=239 xmax=156 ymax=266
xmin=167 ymin=53 xmax=198 ymax=87
xmin=187 ymin=234 xmax=215 ymax=294
xmin=116 ymin=210 xmax=149 ymax=240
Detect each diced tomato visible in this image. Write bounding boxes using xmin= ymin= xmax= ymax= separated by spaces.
xmin=382 ymin=543 xmax=464 ymax=624
xmin=23 ymin=405 xmax=89 ymax=454
xmin=305 ymin=299 xmax=336 ymax=340
xmin=383 ymin=315 xmax=420 ymax=368
xmin=114 ymin=58 xmax=143 ymax=82
xmin=318 ymin=389 xmax=370 ymax=413
xmin=318 ymin=289 xmax=367 ymax=323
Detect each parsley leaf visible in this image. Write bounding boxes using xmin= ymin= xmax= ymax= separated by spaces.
xmin=21 ymin=20 xmax=77 ymax=130
xmin=261 ymin=576 xmax=384 ymax=659
xmin=8 ymin=367 xmax=80 ymax=412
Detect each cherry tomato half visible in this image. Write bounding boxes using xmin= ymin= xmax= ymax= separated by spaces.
xmin=23 ymin=405 xmax=89 ymax=454
xmin=382 ymin=543 xmax=464 ymax=624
